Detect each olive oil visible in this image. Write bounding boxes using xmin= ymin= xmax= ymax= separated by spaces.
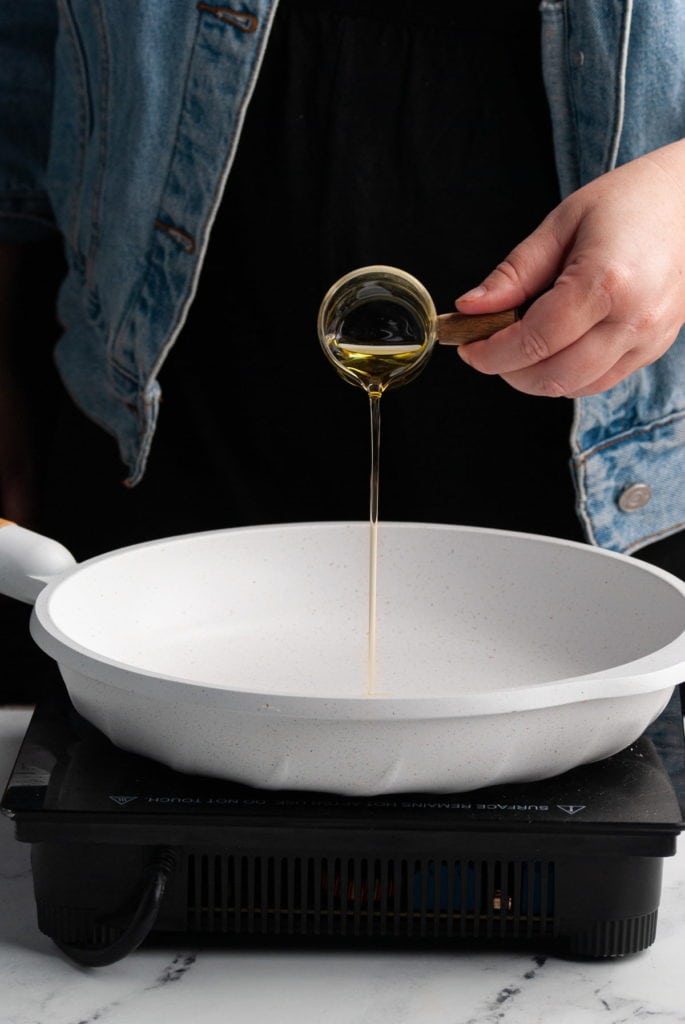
xmin=322 ymin=295 xmax=433 ymax=396
xmin=328 ymin=341 xmax=424 ymax=393
xmin=318 ymin=268 xmax=437 ymax=696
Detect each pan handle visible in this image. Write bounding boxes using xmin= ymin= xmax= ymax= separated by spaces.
xmin=0 ymin=519 xmax=77 ymax=605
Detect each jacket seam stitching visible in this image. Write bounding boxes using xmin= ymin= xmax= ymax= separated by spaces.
xmin=563 ymin=0 xmax=583 ymax=189
xmin=58 ymin=0 xmax=91 ymax=254
xmin=85 ymin=3 xmax=111 ymax=293
xmin=572 ymin=451 xmax=597 ymax=547
xmin=575 ymin=409 xmax=685 ymax=465
xmin=139 ymin=3 xmax=280 ymax=390
xmin=106 ymin=16 xmax=203 ymax=376
xmin=607 ymin=0 xmax=634 ymax=171
xmin=622 ymin=519 xmax=685 ymax=553
xmin=110 ymin=359 xmax=140 ymax=389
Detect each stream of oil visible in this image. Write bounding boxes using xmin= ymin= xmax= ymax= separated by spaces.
xmin=368 ymin=389 xmax=381 ymax=697
xmin=323 ymin=298 xmax=432 ymax=695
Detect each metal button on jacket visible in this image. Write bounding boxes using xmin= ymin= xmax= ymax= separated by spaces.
xmin=618 ymin=483 xmax=652 ymax=512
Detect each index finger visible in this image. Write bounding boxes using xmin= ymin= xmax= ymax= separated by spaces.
xmin=458 ymin=264 xmax=614 ymax=376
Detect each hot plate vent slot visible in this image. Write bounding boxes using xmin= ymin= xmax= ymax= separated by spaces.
xmin=185 ymin=854 xmax=556 ymax=939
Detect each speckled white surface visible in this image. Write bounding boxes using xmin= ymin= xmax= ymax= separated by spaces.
xmin=1 ymin=708 xmax=685 ymax=1024
xmin=19 ymin=523 xmax=685 ymax=793
xmin=31 ymin=523 xmax=685 ymax=695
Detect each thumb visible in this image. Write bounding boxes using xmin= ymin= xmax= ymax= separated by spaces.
xmin=455 ymin=210 xmax=569 ymax=314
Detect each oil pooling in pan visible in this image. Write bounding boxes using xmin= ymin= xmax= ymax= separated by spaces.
xmin=318 ymin=266 xmax=437 ymax=696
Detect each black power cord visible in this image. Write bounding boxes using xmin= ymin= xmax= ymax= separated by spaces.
xmin=53 ymin=848 xmax=177 ymax=967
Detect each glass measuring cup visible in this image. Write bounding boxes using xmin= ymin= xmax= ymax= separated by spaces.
xmin=317 ymin=263 xmax=518 ymax=394
xmin=317 ymin=265 xmax=437 ymax=396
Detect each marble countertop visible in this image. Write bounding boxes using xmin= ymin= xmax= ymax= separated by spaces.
xmin=1 ymin=708 xmax=684 ymax=1024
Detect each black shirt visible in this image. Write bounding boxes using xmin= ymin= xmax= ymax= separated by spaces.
xmin=154 ymin=0 xmax=583 ymax=539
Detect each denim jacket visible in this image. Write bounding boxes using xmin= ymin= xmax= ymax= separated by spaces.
xmin=1 ymin=0 xmax=685 ymax=553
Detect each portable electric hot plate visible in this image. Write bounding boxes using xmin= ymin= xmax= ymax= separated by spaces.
xmin=2 ymin=680 xmax=684 ymax=966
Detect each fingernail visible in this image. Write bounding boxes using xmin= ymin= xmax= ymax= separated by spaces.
xmin=456 ymin=285 xmax=487 ymax=302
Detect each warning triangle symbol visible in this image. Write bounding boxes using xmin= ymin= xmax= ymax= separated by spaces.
xmin=109 ymin=795 xmax=138 ymax=806
xmin=557 ymin=804 xmax=586 ymax=815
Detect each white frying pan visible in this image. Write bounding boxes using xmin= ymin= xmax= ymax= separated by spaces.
xmin=1 ymin=519 xmax=684 ymax=795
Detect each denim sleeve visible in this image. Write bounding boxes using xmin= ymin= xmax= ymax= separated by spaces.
xmin=0 ymin=1 xmax=58 ymax=241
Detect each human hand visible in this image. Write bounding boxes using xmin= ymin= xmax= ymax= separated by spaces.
xmin=453 ymin=139 xmax=685 ymax=397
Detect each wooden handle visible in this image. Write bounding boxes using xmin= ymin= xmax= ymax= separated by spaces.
xmin=437 ymin=308 xmax=518 ymax=346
